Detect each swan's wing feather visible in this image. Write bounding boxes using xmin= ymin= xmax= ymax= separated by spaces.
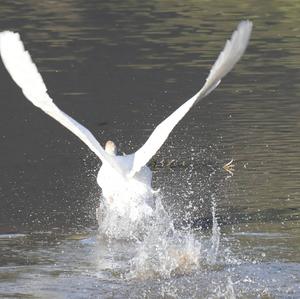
xmin=196 ymin=20 xmax=252 ymax=101
xmin=130 ymin=20 xmax=252 ymax=176
xmin=0 ymin=31 xmax=123 ymax=174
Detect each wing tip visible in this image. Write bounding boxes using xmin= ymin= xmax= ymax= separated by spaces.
xmin=239 ymin=19 xmax=253 ymax=29
xmin=238 ymin=20 xmax=253 ymax=40
xmin=0 ymin=31 xmax=20 ymax=45
xmin=0 ymin=30 xmax=24 ymax=63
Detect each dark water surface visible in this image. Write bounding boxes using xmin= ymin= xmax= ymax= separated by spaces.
xmin=0 ymin=1 xmax=300 ymax=298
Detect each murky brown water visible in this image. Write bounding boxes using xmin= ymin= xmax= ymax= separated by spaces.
xmin=0 ymin=0 xmax=299 ymax=298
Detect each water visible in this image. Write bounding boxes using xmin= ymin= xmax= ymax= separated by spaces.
xmin=1 ymin=0 xmax=300 ymax=298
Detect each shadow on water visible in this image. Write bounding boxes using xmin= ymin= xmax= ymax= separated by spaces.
xmin=0 ymin=0 xmax=300 ymax=298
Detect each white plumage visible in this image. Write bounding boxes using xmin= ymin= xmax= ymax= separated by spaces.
xmin=0 ymin=21 xmax=252 ymax=222
xmin=0 ymin=31 xmax=123 ymax=176
xmin=129 ymin=20 xmax=252 ymax=176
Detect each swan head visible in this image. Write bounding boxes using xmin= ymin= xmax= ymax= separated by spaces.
xmin=105 ymin=140 xmax=117 ymax=156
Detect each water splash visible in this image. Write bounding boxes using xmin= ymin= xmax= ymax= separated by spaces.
xmin=97 ymin=188 xmax=224 ymax=280
xmin=96 ymin=196 xmax=153 ymax=240
xmin=207 ymin=198 xmax=221 ymax=264
xmin=128 ymin=198 xmax=201 ymax=279
xmin=215 ymin=276 xmax=237 ymax=299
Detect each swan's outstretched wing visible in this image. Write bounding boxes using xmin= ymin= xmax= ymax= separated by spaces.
xmin=0 ymin=31 xmax=123 ymax=174
xmin=129 ymin=20 xmax=252 ymax=176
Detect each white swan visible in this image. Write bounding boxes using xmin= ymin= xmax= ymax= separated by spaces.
xmin=0 ymin=21 xmax=252 ymax=221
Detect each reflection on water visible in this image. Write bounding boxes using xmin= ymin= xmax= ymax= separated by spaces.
xmin=0 ymin=0 xmax=300 ymax=298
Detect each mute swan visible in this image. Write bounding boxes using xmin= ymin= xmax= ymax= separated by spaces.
xmin=0 ymin=21 xmax=252 ymax=222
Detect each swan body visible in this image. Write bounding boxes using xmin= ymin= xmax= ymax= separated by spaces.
xmin=0 ymin=21 xmax=252 ymax=222
xmin=97 ymin=155 xmax=154 ymax=221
